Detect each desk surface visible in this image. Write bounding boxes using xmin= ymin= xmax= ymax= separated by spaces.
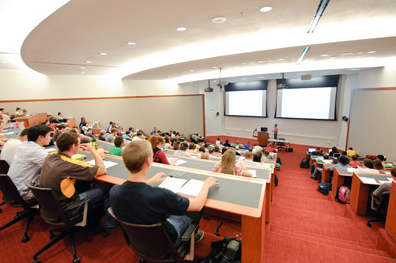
xmin=0 ymin=128 xmax=22 ymax=139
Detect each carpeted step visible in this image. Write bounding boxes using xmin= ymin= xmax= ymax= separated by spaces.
xmin=272 ymin=195 xmax=346 ymax=217
xmin=270 ymin=206 xmax=378 ymax=245
xmin=269 ymin=225 xmax=389 ymax=257
xmin=264 ymin=231 xmax=394 ymax=263
xmin=273 ymin=185 xmax=333 ymax=200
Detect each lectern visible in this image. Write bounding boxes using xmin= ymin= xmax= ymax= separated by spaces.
xmin=257 ymin=132 xmax=269 ymax=146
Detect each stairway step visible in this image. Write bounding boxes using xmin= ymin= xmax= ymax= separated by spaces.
xmin=270 ymin=206 xmax=378 ymax=244
xmin=264 ymin=231 xmax=394 ymax=263
xmin=273 ymin=195 xmax=346 ymax=217
xmin=269 ymin=226 xmax=388 ymax=256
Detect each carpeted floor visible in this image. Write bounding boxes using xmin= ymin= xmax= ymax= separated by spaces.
xmin=0 ymin=137 xmax=394 ymax=263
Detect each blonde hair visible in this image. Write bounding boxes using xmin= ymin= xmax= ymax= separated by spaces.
xmin=219 ymin=149 xmax=236 ymax=175
xmin=122 ymin=140 xmax=152 ymax=173
xmin=201 ymin=153 xmax=209 ymax=160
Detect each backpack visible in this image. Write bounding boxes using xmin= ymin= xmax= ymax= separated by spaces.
xmin=197 ymin=235 xmax=241 ymax=263
xmin=365 ymin=154 xmax=377 ymax=160
xmin=318 ymin=181 xmax=331 ymax=195
xmin=300 ymin=158 xmax=309 ymax=168
xmin=335 ymin=186 xmax=351 ymax=204
xmin=275 ymin=174 xmax=279 ymax=187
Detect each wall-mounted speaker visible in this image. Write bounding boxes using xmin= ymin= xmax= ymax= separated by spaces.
xmin=342 ymin=116 xmax=348 ymax=122
xmin=216 ymin=112 xmax=219 ymax=116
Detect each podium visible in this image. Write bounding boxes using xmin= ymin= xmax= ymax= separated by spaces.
xmin=257 ymin=132 xmax=269 ymax=146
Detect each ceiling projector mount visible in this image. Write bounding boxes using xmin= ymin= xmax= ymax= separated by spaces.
xmin=204 ymin=79 xmax=213 ymax=92
xmin=277 ymin=73 xmax=286 ymax=89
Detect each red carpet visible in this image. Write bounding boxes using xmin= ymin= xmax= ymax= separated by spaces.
xmin=1 ymin=138 xmax=394 ymax=262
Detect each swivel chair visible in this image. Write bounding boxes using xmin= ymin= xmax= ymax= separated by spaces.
xmin=367 ymin=192 xmax=390 ymax=227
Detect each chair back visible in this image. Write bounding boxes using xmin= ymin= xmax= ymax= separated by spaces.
xmin=108 ymin=208 xmax=184 ymax=262
xmin=25 ymin=182 xmax=69 ymax=225
xmin=0 ymin=160 xmax=10 ymax=174
xmin=0 ymin=174 xmax=27 ymax=208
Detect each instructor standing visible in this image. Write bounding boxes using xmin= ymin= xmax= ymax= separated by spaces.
xmin=273 ymin=124 xmax=278 ymax=140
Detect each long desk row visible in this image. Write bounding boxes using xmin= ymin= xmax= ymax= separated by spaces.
xmin=91 ymin=140 xmax=268 ymax=262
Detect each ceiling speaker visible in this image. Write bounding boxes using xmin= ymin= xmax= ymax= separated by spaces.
xmin=301 ymin=74 xmax=311 ymax=80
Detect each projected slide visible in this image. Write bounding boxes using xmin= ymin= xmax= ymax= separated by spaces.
xmin=276 ymin=87 xmax=336 ymax=120
xmin=225 ymin=90 xmax=267 ymax=117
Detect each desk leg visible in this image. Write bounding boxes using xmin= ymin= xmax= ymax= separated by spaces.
xmin=350 ymin=174 xmax=369 ymax=215
xmin=265 ymin=182 xmax=271 ymax=223
xmin=241 ymin=205 xmax=265 ymax=262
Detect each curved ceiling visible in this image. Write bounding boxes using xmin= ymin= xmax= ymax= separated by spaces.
xmin=15 ymin=0 xmax=396 ymax=82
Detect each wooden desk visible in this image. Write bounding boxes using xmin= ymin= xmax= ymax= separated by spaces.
xmin=66 ymin=118 xmax=76 ymax=128
xmin=15 ymin=113 xmax=47 ymax=128
xmin=385 ymin=181 xmax=396 ymax=242
xmin=332 ymin=167 xmax=353 ymax=196
xmin=321 ymin=163 xmax=333 ymax=183
xmin=349 ymin=172 xmax=392 ymax=215
xmin=95 ymin=154 xmax=267 ymax=263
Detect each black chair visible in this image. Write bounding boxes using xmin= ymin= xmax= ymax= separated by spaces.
xmin=0 ymin=174 xmax=38 ymax=242
xmin=0 ymin=160 xmax=10 ymax=212
xmin=277 ymin=138 xmax=286 ymax=150
xmin=108 ymin=207 xmax=198 ymax=263
xmin=367 ymin=192 xmax=390 ymax=227
xmin=26 ymin=182 xmax=89 ymax=263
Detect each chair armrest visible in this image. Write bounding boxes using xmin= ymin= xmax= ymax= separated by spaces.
xmin=181 ymin=223 xmax=198 ymax=241
xmin=66 ymin=197 xmax=89 ymax=211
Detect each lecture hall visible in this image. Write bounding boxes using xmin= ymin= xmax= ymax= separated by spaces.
xmin=1 ymin=1 xmax=396 ymax=263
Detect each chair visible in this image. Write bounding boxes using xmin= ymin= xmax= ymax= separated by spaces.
xmin=108 ymin=207 xmax=198 ymax=263
xmin=26 ymin=182 xmax=88 ymax=263
xmin=0 ymin=174 xmax=38 ymax=242
xmin=277 ymin=138 xmax=286 ymax=150
xmin=0 ymin=160 xmax=10 ymax=212
xmin=367 ymin=192 xmax=390 ymax=227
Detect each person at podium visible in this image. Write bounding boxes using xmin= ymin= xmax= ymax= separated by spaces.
xmin=272 ymin=124 xmax=278 ymax=140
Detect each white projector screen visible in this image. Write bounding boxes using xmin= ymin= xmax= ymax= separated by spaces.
xmin=275 ymin=87 xmax=337 ymax=120
xmin=225 ymin=90 xmax=267 ymax=117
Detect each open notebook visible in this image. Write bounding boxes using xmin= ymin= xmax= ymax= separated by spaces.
xmin=158 ymin=177 xmax=204 ymax=197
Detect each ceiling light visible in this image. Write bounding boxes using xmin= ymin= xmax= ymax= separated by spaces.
xmin=85 ymin=60 xmax=92 ymax=63
xmin=278 ymin=58 xmax=285 ymax=61
xmin=260 ymin=6 xmax=273 ymax=12
xmin=80 ymin=67 xmax=86 ymax=69
xmin=176 ymin=27 xmax=186 ymax=31
xmin=321 ymin=54 xmax=329 ymax=57
xmin=127 ymin=42 xmax=136 ymax=45
xmin=367 ymin=51 xmax=376 ymax=54
xmin=212 ymin=66 xmax=217 ymax=69
xmin=307 ymin=0 xmax=330 ymax=33
xmin=99 ymin=52 xmax=107 ymax=56
xmin=257 ymin=60 xmax=266 ymax=63
xmin=190 ymin=70 xmax=194 ymax=72
xmin=296 ymin=46 xmax=310 ymax=65
xmin=342 ymin=52 xmax=354 ymax=56
xmin=211 ymin=17 xmax=227 ymax=23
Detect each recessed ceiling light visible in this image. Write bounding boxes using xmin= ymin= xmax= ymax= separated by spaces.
xmin=342 ymin=52 xmax=354 ymax=56
xmin=85 ymin=60 xmax=92 ymax=63
xmin=127 ymin=42 xmax=136 ymax=45
xmin=80 ymin=67 xmax=86 ymax=70
xmin=321 ymin=54 xmax=329 ymax=57
xmin=278 ymin=58 xmax=285 ymax=61
xmin=257 ymin=60 xmax=266 ymax=63
xmin=367 ymin=51 xmax=376 ymax=54
xmin=176 ymin=27 xmax=186 ymax=31
xmin=260 ymin=6 xmax=273 ymax=12
xmin=99 ymin=52 xmax=107 ymax=56
xmin=212 ymin=66 xmax=217 ymax=69
xmin=80 ymin=71 xmax=85 ymax=74
xmin=211 ymin=17 xmax=227 ymax=23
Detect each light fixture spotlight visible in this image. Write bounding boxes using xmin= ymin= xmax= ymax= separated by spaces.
xmin=99 ymin=52 xmax=107 ymax=56
xmin=127 ymin=42 xmax=136 ymax=45
xmin=211 ymin=17 xmax=227 ymax=23
xmin=176 ymin=27 xmax=186 ymax=31
xmin=260 ymin=6 xmax=273 ymax=12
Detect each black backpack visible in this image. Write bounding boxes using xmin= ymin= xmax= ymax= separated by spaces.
xmin=300 ymin=158 xmax=309 ymax=168
xmin=318 ymin=181 xmax=332 ymax=195
xmin=197 ymin=235 xmax=241 ymax=263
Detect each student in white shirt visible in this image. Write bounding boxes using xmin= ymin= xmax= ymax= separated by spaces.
xmin=0 ymin=128 xmax=29 ymax=166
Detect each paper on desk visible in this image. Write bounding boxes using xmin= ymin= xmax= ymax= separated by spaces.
xmin=158 ymin=177 xmax=187 ymax=193
xmin=167 ymin=157 xmax=187 ymax=166
xmin=86 ymin=160 xmax=118 ymax=169
xmin=378 ymin=179 xmax=393 ymax=185
xmin=359 ymin=177 xmax=377 ymax=184
xmin=45 ymin=148 xmax=57 ymax=153
xmin=248 ymin=169 xmax=257 ymax=178
xmin=347 ymin=168 xmax=356 ymax=173
xmin=178 ymin=179 xmax=204 ymax=197
xmin=322 ymin=160 xmax=333 ymax=164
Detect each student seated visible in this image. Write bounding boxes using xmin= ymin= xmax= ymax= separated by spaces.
xmin=223 ymin=139 xmax=231 ymax=147
xmin=122 ymin=131 xmax=132 ymax=141
xmin=1 ymin=128 xmax=29 ymax=166
xmin=110 ymin=140 xmax=219 ymax=243
xmin=201 ymin=152 xmax=210 ymax=160
xmin=149 ymin=135 xmax=176 ymax=165
xmin=244 ymin=141 xmax=251 ymax=150
xmin=262 ymin=149 xmax=273 ymax=160
xmin=347 ymin=147 xmax=358 ymax=157
xmin=372 ymin=167 xmax=396 ymax=209
xmin=252 ymin=142 xmax=263 ymax=153
xmin=311 ymin=155 xmax=351 ymax=180
xmin=212 ymin=149 xmax=252 ymax=177
xmin=186 ymin=143 xmax=197 ymax=154
xmin=212 ymin=146 xmax=221 ymax=157
xmin=373 ymin=160 xmax=386 ymax=172
xmin=329 ymin=146 xmax=339 ymax=156
xmin=109 ymin=136 xmax=125 ymax=156
xmin=97 ymin=129 xmax=107 ymax=141
xmin=174 ymin=143 xmax=192 ymax=158
xmin=237 ymin=151 xmax=255 ymax=166
xmin=348 ymin=155 xmax=361 ymax=167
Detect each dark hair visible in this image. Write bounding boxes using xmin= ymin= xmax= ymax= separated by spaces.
xmin=221 ymin=147 xmax=228 ymax=155
xmin=377 ymin=155 xmax=386 ymax=161
xmin=136 ymin=131 xmax=142 ymax=136
xmin=253 ymin=151 xmax=262 ymax=162
xmin=180 ymin=144 xmax=188 ymax=151
xmin=125 ymin=131 xmax=131 ymax=135
xmin=391 ymin=167 xmax=396 ymax=177
xmin=114 ymin=136 xmax=124 ymax=147
xmin=20 ymin=128 xmax=30 ymax=137
xmin=373 ymin=160 xmax=384 ymax=170
xmin=351 ymin=155 xmax=358 ymax=161
xmin=58 ymin=124 xmax=67 ymax=130
xmin=56 ymin=132 xmax=79 ymax=152
xmin=27 ymin=124 xmax=53 ymax=142
xmin=341 ymin=151 xmax=347 ymax=156
xmin=338 ymin=156 xmax=350 ymax=165
xmin=189 ymin=143 xmax=195 ymax=150
xmin=363 ymin=158 xmax=374 ymax=168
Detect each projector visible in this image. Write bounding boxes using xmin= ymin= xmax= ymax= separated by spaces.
xmin=204 ymin=87 xmax=214 ymax=92
xmin=277 ymin=83 xmax=286 ymax=89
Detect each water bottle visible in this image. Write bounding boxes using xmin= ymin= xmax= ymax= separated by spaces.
xmin=16 ymin=121 xmax=19 ymax=128
xmin=92 ymin=138 xmax=98 ymax=150
xmin=97 ymin=146 xmax=105 ymax=160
